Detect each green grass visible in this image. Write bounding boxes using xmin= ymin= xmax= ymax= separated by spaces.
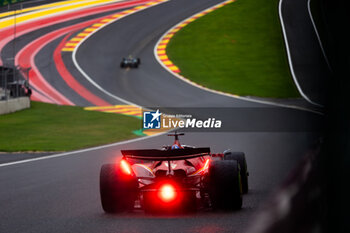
xmin=167 ymin=0 xmax=300 ymax=98
xmin=0 ymin=102 xmax=141 ymax=152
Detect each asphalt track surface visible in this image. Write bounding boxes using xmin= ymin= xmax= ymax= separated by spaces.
xmin=280 ymin=0 xmax=331 ymax=106
xmin=0 ymin=0 xmax=323 ymax=232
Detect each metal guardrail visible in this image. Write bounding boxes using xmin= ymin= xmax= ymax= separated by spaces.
xmin=0 ymin=66 xmax=31 ymax=101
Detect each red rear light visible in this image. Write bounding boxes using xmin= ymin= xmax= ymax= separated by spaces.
xmin=120 ymin=159 xmax=132 ymax=175
xmin=188 ymin=158 xmax=211 ymax=176
xmin=159 ymin=184 xmax=176 ymax=202
xmin=203 ymin=158 xmax=210 ymax=171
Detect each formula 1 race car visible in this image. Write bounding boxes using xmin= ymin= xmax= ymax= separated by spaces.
xmin=120 ymin=57 xmax=140 ymax=68
xmin=100 ymin=132 xmax=249 ymax=214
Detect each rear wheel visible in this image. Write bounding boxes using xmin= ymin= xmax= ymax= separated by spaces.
xmin=208 ymin=160 xmax=242 ymax=210
xmin=100 ymin=163 xmax=138 ymax=213
xmin=224 ymin=151 xmax=249 ymax=194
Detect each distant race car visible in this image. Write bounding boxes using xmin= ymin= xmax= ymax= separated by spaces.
xmin=99 ymin=132 xmax=249 ymax=214
xmin=120 ymin=57 xmax=140 ymax=68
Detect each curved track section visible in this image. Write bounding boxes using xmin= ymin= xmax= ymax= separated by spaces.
xmin=0 ymin=0 xmax=322 ymax=232
xmin=279 ymin=0 xmax=330 ymax=106
xmin=1 ymin=0 xmax=156 ymax=104
xmin=76 ymin=0 xmax=251 ymax=108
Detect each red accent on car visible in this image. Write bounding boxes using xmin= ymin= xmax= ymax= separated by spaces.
xmin=120 ymin=159 xmax=132 ymax=175
xmin=203 ymin=158 xmax=210 ymax=171
xmin=211 ymin=153 xmax=224 ymax=158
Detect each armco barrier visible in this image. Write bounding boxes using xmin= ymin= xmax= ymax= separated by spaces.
xmin=0 ymin=96 xmax=30 ymax=115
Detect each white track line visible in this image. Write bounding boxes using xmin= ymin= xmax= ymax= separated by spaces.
xmin=0 ymin=131 xmax=168 ymax=168
xmin=72 ymin=0 xmax=169 ymax=108
xmin=279 ymin=0 xmax=323 ymax=107
xmin=154 ymin=0 xmax=323 ymax=114
xmin=307 ymin=0 xmax=332 ymax=72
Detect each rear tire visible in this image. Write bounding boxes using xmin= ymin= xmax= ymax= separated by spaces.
xmin=224 ymin=151 xmax=249 ymax=194
xmin=100 ymin=163 xmax=138 ymax=213
xmin=208 ymin=160 xmax=242 ymax=210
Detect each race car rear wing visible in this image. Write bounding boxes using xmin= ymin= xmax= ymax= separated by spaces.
xmin=121 ymin=148 xmax=210 ymax=161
